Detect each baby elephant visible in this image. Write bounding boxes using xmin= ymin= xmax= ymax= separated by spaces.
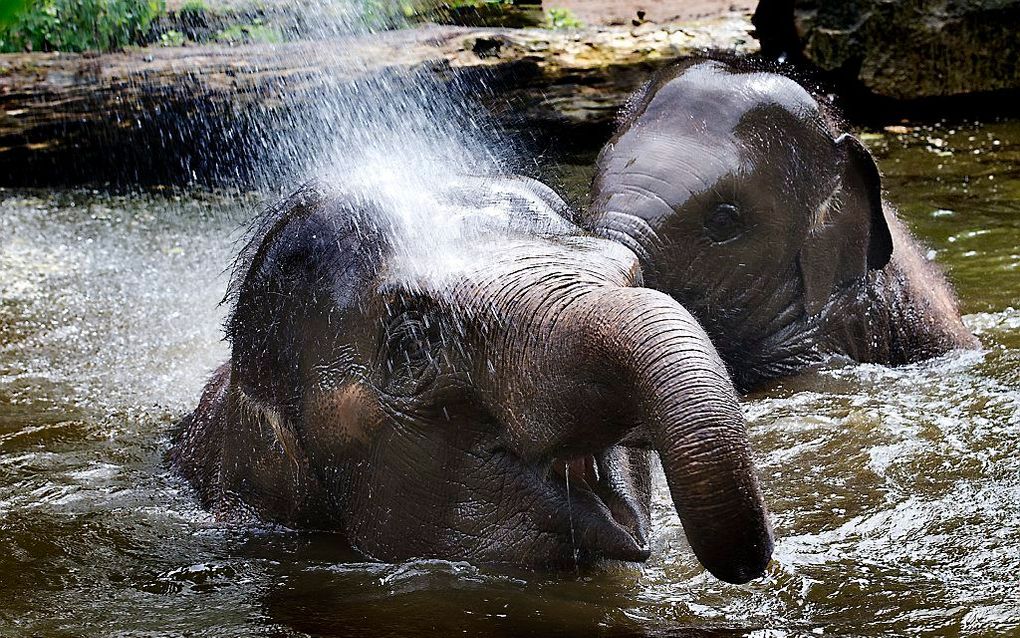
xmin=172 ymin=175 xmax=773 ymax=583
xmin=582 ymin=59 xmax=978 ymax=390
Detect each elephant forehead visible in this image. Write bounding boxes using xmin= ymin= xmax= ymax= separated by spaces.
xmin=641 ymin=61 xmax=820 ymax=134
xmin=602 ymin=131 xmax=745 ymax=206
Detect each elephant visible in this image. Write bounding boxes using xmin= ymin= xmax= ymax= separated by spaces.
xmin=171 ymin=174 xmax=774 ymax=583
xmin=580 ymin=59 xmax=979 ymax=391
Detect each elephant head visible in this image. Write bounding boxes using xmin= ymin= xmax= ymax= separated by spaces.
xmin=583 ymin=60 xmax=894 ymax=382
xmin=173 ymin=175 xmax=773 ymax=583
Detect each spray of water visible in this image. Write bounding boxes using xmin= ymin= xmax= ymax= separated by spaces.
xmin=243 ymin=0 xmax=517 ymax=273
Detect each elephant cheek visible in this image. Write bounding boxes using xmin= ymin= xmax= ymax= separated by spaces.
xmin=303 ymin=383 xmax=386 ymax=449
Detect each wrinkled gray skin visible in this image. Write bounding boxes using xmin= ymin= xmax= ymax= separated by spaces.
xmin=582 ymin=60 xmax=979 ymax=390
xmin=171 ymin=176 xmax=773 ymax=583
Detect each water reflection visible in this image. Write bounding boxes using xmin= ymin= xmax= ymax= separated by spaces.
xmin=0 ymin=118 xmax=1018 ymax=637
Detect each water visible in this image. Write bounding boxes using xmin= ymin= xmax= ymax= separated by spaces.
xmin=14 ymin=0 xmax=1016 ymax=635
xmin=161 ymin=0 xmax=513 ymax=215
xmin=1 ymin=117 xmax=1017 ymax=635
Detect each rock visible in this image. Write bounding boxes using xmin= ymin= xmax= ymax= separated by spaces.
xmin=753 ymin=0 xmax=1020 ymax=99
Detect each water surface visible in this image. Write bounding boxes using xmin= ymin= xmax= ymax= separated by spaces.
xmin=1 ymin=120 xmax=1018 ymax=637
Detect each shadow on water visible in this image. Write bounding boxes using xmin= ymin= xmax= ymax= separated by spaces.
xmin=236 ymin=535 xmax=743 ymax=637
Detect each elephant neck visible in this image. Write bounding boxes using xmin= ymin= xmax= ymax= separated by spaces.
xmin=820 ymin=247 xmax=977 ymax=365
xmin=675 ymin=266 xmax=818 ymax=391
xmin=733 ymin=246 xmax=977 ymax=390
xmin=718 ymin=264 xmax=934 ymax=390
xmin=716 ymin=312 xmax=828 ymax=393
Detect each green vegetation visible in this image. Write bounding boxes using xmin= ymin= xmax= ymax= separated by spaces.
xmin=0 ymin=0 xmax=549 ymax=52
xmin=214 ymin=21 xmax=280 ymax=44
xmin=544 ymin=6 xmax=582 ymax=30
xmin=178 ymin=0 xmax=207 ymax=14
xmin=0 ymin=0 xmax=164 ymax=52
xmin=159 ymin=28 xmax=185 ymax=46
xmin=443 ymin=0 xmax=513 ymax=7
xmin=0 ymin=0 xmax=30 ymax=28
xmin=421 ymin=0 xmax=541 ymax=28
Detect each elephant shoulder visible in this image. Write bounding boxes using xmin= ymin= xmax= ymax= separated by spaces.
xmin=170 ymin=361 xmax=232 ymax=509
xmin=171 ymin=361 xmax=332 ymax=526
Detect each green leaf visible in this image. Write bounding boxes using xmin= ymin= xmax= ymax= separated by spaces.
xmin=0 ymin=0 xmax=30 ymax=28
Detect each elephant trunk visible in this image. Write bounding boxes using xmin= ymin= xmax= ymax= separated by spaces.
xmin=574 ymin=287 xmax=774 ymax=583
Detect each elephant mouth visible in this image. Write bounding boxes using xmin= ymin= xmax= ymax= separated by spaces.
xmin=544 ymin=447 xmax=651 ymax=564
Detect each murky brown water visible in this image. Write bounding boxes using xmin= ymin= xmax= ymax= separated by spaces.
xmin=1 ymin=120 xmax=1018 ymax=637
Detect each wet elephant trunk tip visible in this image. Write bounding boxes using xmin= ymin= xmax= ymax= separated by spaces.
xmin=672 ymin=465 xmax=775 ymax=583
xmin=707 ymin=527 xmax=774 ymax=584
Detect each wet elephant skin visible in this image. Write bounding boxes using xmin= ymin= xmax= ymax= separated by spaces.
xmin=582 ymin=60 xmax=979 ymax=390
xmin=171 ymin=175 xmax=773 ymax=584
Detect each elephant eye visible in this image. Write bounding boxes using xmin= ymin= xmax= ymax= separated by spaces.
xmin=381 ymin=311 xmax=441 ymax=396
xmin=704 ymin=203 xmax=745 ymax=243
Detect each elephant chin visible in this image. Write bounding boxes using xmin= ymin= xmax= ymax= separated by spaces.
xmin=545 ymin=448 xmax=651 ymax=564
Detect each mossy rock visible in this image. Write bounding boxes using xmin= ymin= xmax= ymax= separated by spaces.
xmin=754 ymin=0 xmax=1020 ymax=99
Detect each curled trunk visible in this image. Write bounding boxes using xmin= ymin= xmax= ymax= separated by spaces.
xmin=571 ymin=287 xmax=774 ymax=583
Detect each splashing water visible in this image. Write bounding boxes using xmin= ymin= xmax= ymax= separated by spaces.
xmin=212 ymin=0 xmax=544 ymax=295
xmin=242 ymin=0 xmax=512 ymax=234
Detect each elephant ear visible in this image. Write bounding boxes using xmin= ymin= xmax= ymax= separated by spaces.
xmin=798 ymin=133 xmax=894 ymax=316
xmin=226 ymin=183 xmax=386 ymax=409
